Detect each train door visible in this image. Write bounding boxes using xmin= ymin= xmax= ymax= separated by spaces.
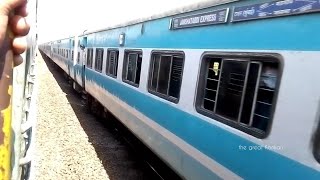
xmin=75 ymin=40 xmax=82 ymax=87
xmin=50 ymin=43 xmax=53 ymax=58
xmin=80 ymin=37 xmax=87 ymax=90
xmin=68 ymin=39 xmax=72 ymax=76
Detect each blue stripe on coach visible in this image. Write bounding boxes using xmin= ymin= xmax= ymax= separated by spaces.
xmin=85 ymin=69 xmax=320 ymax=179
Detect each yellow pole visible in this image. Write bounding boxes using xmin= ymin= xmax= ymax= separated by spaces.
xmin=0 ymin=25 xmax=14 ymax=180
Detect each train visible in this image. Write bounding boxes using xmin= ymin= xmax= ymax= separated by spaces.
xmin=39 ymin=0 xmax=320 ymax=179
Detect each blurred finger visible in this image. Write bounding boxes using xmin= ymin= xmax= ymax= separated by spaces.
xmin=0 ymin=0 xmax=27 ymax=15
xmin=13 ymin=54 xmax=23 ymax=66
xmin=12 ymin=36 xmax=27 ymax=54
xmin=15 ymin=3 xmax=28 ymax=17
xmin=10 ymin=15 xmax=30 ymax=36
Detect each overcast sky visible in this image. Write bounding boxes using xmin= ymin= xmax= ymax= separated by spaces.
xmin=37 ymin=0 xmax=207 ymax=43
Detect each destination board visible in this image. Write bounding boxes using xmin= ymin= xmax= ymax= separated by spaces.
xmin=170 ymin=8 xmax=229 ymax=30
xmin=232 ymin=0 xmax=320 ymax=22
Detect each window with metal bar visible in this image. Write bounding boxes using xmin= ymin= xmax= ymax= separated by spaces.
xmin=122 ymin=50 xmax=142 ymax=86
xmin=148 ymin=52 xmax=184 ymax=103
xmin=106 ymin=49 xmax=119 ymax=77
xmin=196 ymin=54 xmax=280 ymax=138
xmin=86 ymin=48 xmax=93 ymax=68
xmin=95 ymin=48 xmax=104 ymax=72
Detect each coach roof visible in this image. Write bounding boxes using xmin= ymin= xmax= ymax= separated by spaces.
xmin=81 ymin=0 xmax=238 ymax=36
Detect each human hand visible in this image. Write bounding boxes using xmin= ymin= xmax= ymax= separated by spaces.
xmin=0 ymin=0 xmax=30 ymax=66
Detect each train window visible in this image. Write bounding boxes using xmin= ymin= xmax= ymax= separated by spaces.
xmin=72 ymin=50 xmax=74 ymax=60
xmin=196 ymin=53 xmax=280 ymax=138
xmin=86 ymin=48 xmax=93 ymax=68
xmin=106 ymin=49 xmax=119 ymax=78
xmin=77 ymin=52 xmax=80 ymax=64
xmin=94 ymin=48 xmax=104 ymax=72
xmin=148 ymin=51 xmax=184 ymax=103
xmin=122 ymin=50 xmax=142 ymax=87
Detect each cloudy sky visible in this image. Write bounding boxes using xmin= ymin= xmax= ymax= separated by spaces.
xmin=37 ymin=0 xmax=207 ymax=43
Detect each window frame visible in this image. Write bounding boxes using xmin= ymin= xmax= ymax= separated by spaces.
xmin=105 ymin=48 xmax=119 ymax=78
xmin=122 ymin=49 xmax=143 ymax=88
xmin=147 ymin=50 xmax=185 ymax=104
xmin=195 ymin=52 xmax=282 ymax=139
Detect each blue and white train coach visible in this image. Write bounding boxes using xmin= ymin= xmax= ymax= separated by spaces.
xmin=39 ymin=0 xmax=320 ymax=179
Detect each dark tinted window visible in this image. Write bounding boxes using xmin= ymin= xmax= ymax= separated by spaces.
xmin=122 ymin=51 xmax=142 ymax=86
xmin=95 ymin=48 xmax=104 ymax=72
xmin=196 ymin=54 xmax=280 ymax=138
xmin=148 ymin=52 xmax=184 ymax=103
xmin=106 ymin=49 xmax=119 ymax=77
